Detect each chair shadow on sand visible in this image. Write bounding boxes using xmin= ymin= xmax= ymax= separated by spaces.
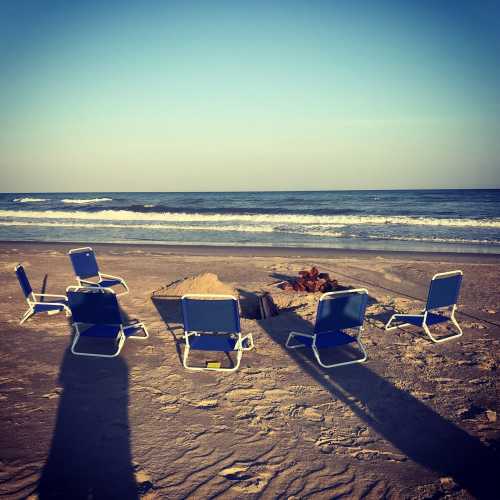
xmin=151 ymin=296 xmax=184 ymax=365
xmin=38 ymin=309 xmax=139 ymax=500
xmin=238 ymin=288 xmax=499 ymax=499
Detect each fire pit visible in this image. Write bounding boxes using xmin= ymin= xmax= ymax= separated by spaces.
xmin=259 ymin=267 xmax=346 ymax=319
xmin=279 ymin=266 xmax=339 ymax=293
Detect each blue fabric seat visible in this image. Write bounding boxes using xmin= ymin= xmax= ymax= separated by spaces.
xmin=188 ymin=334 xmax=238 ymax=352
xmin=15 ymin=264 xmax=70 ymax=324
xmin=79 ymin=324 xmax=122 ymax=339
xmin=292 ymin=330 xmax=357 ymax=348
xmin=286 ymin=289 xmax=369 ymax=368
xmin=395 ymin=313 xmax=450 ymax=327
xmin=67 ymin=287 xmax=149 ymax=358
xmin=385 ymin=270 xmax=463 ymax=343
xmin=83 ymin=278 xmax=123 ymax=288
xmin=181 ymin=294 xmax=254 ymax=371
xmin=33 ymin=302 xmax=68 ymax=313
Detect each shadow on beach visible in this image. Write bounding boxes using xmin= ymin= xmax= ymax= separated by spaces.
xmin=38 ymin=312 xmax=138 ymax=500
xmin=245 ymin=289 xmax=499 ymax=499
xmin=151 ymin=296 xmax=184 ymax=365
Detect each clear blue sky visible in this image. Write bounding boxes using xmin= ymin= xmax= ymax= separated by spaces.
xmin=1 ymin=0 xmax=499 ymax=191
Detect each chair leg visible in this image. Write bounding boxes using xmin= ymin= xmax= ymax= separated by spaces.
xmin=123 ymin=322 xmax=149 ymax=339
xmin=422 ymin=316 xmax=463 ymax=343
xmin=286 ymin=331 xmax=311 ymax=349
xmin=116 ymin=280 xmax=129 ymax=297
xmin=20 ymin=307 xmax=35 ymax=325
xmin=451 ymin=311 xmax=463 ymax=337
xmin=385 ymin=314 xmax=413 ymax=331
xmin=241 ymin=333 xmax=254 ymax=351
xmin=182 ymin=344 xmax=242 ymax=372
xmin=182 ymin=344 xmax=191 ymax=369
xmin=312 ymin=339 xmax=368 ymax=368
xmin=71 ymin=331 xmax=126 ymax=358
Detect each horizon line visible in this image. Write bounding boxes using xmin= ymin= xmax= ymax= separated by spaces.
xmin=2 ymin=187 xmax=500 ymax=195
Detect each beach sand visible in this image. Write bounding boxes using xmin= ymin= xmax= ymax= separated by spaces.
xmin=0 ymin=242 xmax=498 ymax=499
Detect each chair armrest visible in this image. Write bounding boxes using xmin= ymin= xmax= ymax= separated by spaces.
xmin=123 ymin=321 xmax=144 ymax=330
xmin=34 ymin=299 xmax=70 ymax=309
xmin=239 ymin=333 xmax=254 ymax=350
xmin=290 ymin=331 xmax=314 ymax=338
xmin=79 ymin=279 xmax=98 ymax=285
xmin=33 ymin=293 xmax=67 ymax=300
xmin=100 ymin=272 xmax=123 ymax=281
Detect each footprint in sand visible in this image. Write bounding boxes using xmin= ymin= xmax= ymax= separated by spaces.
xmin=226 ymin=388 xmax=263 ymax=402
xmin=263 ymin=389 xmax=292 ymax=402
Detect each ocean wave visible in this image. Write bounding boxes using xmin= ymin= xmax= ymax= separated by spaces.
xmin=0 ymin=209 xmax=499 ymax=228
xmin=61 ymin=198 xmax=113 ymax=204
xmin=0 ymin=220 xmax=275 ymax=233
xmin=365 ymin=235 xmax=500 ymax=245
xmin=2 ymin=220 xmax=499 ymax=244
xmin=13 ymin=197 xmax=48 ymax=203
xmin=0 ymin=220 xmax=347 ymax=237
xmin=119 ymin=204 xmax=361 ymax=216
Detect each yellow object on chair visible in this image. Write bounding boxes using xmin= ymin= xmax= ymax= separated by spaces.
xmin=206 ymin=361 xmax=221 ymax=369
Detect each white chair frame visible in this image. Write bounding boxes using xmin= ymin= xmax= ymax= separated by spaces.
xmin=67 ymin=286 xmax=148 ymax=358
xmin=15 ymin=265 xmax=71 ymax=325
xmin=181 ymin=294 xmax=254 ymax=372
xmin=286 ymin=288 xmax=369 ymax=368
xmin=69 ymin=247 xmax=129 ymax=296
xmin=385 ymin=270 xmax=463 ymax=343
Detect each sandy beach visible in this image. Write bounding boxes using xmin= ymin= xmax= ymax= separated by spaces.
xmin=0 ymin=241 xmax=498 ymax=499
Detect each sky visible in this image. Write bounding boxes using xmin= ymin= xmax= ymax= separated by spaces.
xmin=1 ymin=0 xmax=500 ymax=192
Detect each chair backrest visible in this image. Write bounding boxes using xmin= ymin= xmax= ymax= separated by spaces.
xmin=314 ymin=289 xmax=368 ymax=333
xmin=68 ymin=247 xmax=99 ymax=279
xmin=67 ymin=287 xmax=122 ymax=325
xmin=181 ymin=294 xmax=240 ymax=333
xmin=425 ymin=271 xmax=463 ymax=311
xmin=15 ymin=264 xmax=33 ymax=299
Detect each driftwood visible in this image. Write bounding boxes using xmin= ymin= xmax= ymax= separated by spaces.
xmin=280 ymin=267 xmax=339 ymax=293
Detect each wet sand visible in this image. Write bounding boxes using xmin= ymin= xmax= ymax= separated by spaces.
xmin=0 ymin=242 xmax=499 ymax=499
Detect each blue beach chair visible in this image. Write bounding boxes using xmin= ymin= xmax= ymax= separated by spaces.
xmin=286 ymin=289 xmax=369 ymax=368
xmin=181 ymin=294 xmax=254 ymax=372
xmin=384 ymin=270 xmax=463 ymax=343
xmin=15 ymin=264 xmax=70 ymax=324
xmin=68 ymin=247 xmax=129 ymax=296
xmin=67 ymin=286 xmax=148 ymax=358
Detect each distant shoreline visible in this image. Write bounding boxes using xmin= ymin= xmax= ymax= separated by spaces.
xmin=2 ymin=240 xmax=500 ymax=262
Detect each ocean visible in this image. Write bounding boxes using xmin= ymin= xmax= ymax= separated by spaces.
xmin=1 ymin=190 xmax=499 ymax=253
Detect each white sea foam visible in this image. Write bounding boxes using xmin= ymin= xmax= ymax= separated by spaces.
xmin=0 ymin=219 xmax=348 ymax=237
xmin=366 ymin=235 xmax=500 ymax=245
xmin=13 ymin=197 xmax=48 ymax=203
xmin=1 ymin=220 xmax=497 ymax=245
xmin=61 ymin=198 xmax=112 ymax=204
xmin=0 ymin=209 xmax=499 ymax=228
xmin=0 ymin=220 xmax=275 ymax=233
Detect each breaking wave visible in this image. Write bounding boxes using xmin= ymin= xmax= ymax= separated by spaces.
xmin=61 ymin=198 xmax=113 ymax=204
xmin=13 ymin=197 xmax=48 ymax=203
xmin=0 ymin=209 xmax=498 ymax=228
xmin=0 ymin=220 xmax=344 ymax=237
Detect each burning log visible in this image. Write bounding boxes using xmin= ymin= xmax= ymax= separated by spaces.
xmin=280 ymin=267 xmax=339 ymax=293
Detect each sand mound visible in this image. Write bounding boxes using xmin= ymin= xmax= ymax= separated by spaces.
xmin=152 ymin=273 xmax=236 ymax=298
xmin=268 ymin=291 xmax=319 ymax=312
